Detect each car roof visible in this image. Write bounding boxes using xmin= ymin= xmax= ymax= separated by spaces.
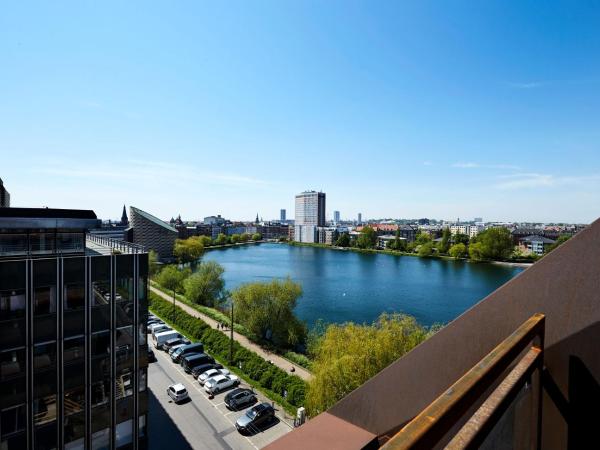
xmin=184 ymin=353 xmax=208 ymax=361
xmin=181 ymin=343 xmax=203 ymax=350
xmin=155 ymin=330 xmax=177 ymax=337
xmin=170 ymin=383 xmax=186 ymax=391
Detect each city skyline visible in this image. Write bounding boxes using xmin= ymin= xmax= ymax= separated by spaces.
xmin=2 ymin=2 xmax=600 ymax=223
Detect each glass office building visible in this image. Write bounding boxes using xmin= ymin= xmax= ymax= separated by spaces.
xmin=0 ymin=208 xmax=148 ymax=450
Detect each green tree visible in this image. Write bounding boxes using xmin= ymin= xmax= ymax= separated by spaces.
xmin=468 ymin=242 xmax=485 ymax=260
xmin=448 ymin=243 xmax=467 ymax=259
xmin=472 ymin=227 xmax=513 ymax=260
xmin=183 ymin=261 xmax=226 ymax=307
xmin=454 ymin=233 xmax=470 ymax=246
xmin=356 ymin=226 xmax=377 ymax=249
xmin=215 ymin=233 xmax=228 ymax=245
xmin=418 ymin=241 xmax=434 ymax=257
xmin=230 ymin=234 xmax=241 ymax=244
xmin=240 ymin=233 xmax=251 ymax=243
xmin=415 ymin=232 xmax=432 ymax=245
xmin=156 ymin=266 xmax=189 ymax=305
xmin=173 ymin=237 xmax=204 ymax=265
xmin=252 ymin=233 xmax=262 ymax=241
xmin=335 ymin=232 xmax=350 ymax=247
xmin=148 ymin=250 xmax=159 ymax=277
xmin=198 ymin=235 xmax=213 ymax=247
xmin=306 ymin=314 xmax=435 ymax=416
xmin=232 ymin=278 xmax=306 ymax=348
xmin=439 ymin=227 xmax=451 ymax=253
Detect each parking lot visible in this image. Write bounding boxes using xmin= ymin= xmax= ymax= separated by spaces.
xmin=148 ymin=342 xmax=293 ymax=450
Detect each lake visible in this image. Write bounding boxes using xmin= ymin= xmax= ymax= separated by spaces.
xmin=203 ymin=243 xmax=524 ymax=328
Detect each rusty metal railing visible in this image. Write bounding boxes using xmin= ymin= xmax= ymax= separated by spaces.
xmin=382 ymin=313 xmax=545 ymax=450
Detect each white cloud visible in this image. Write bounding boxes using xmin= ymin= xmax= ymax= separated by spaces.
xmin=452 ymin=162 xmax=521 ymax=170
xmin=32 ymin=159 xmax=270 ymax=188
xmin=506 ymin=81 xmax=545 ymax=89
xmin=494 ymin=172 xmax=600 ymax=190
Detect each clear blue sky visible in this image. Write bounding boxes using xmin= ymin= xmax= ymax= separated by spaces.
xmin=1 ymin=1 xmax=599 ymax=223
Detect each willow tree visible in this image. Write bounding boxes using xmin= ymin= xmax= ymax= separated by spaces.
xmin=232 ymin=278 xmax=306 ymax=348
xmin=306 ymin=314 xmax=436 ymax=416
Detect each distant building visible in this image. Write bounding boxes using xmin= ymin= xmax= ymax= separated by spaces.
xmin=474 ymin=217 xmax=483 ymax=223
xmin=280 ymin=209 xmax=286 ymax=222
xmin=356 ymin=224 xmax=418 ymax=242
xmin=518 ymin=235 xmax=556 ymax=256
xmin=358 ymin=213 xmax=362 ymax=225
xmin=317 ymin=227 xmax=338 ymax=245
xmin=450 ymin=224 xmax=482 ymax=238
xmin=204 ymin=215 xmax=226 ymax=226
xmin=294 ymin=191 xmax=326 ymax=243
xmin=377 ymin=234 xmax=406 ymax=249
xmin=0 ymin=177 xmax=10 ymax=207
xmin=120 ymin=204 xmax=129 ymax=226
xmin=129 ymin=206 xmax=178 ymax=261
xmin=334 ymin=211 xmax=340 ymax=224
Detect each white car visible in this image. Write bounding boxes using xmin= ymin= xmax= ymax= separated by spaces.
xmin=204 ymin=374 xmax=239 ymax=395
xmin=167 ymin=383 xmax=189 ymax=403
xmin=198 ymin=368 xmax=230 ymax=386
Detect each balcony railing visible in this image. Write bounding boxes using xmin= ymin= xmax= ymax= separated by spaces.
xmin=382 ymin=313 xmax=545 ymax=450
xmin=86 ymin=234 xmax=146 ymax=254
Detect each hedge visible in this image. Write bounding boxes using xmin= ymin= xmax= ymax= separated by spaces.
xmin=148 ymin=291 xmax=306 ymax=409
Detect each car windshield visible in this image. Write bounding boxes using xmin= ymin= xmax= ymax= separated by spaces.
xmin=246 ymin=408 xmax=259 ymax=419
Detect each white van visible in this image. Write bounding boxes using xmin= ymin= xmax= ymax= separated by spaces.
xmin=153 ymin=330 xmax=182 ymax=349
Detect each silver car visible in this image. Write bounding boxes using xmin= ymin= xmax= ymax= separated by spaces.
xmin=167 ymin=383 xmax=189 ymax=403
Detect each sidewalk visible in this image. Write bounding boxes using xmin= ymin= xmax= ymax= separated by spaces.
xmin=149 ymin=285 xmax=313 ymax=381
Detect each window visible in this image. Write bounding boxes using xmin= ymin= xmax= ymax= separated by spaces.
xmin=33 ymin=342 xmax=56 ymax=371
xmin=139 ymin=369 xmax=147 ymax=392
xmin=64 ymin=337 xmax=84 ymax=364
xmin=0 ymin=290 xmax=26 ymax=321
xmin=64 ymin=284 xmax=85 ymax=311
xmin=34 ymin=287 xmax=56 ymax=315
xmin=0 ymin=234 xmax=28 ymax=256
xmin=0 ymin=348 xmax=25 ymax=380
xmin=30 ymin=233 xmax=55 ymax=255
xmin=1 ymin=404 xmax=25 ymax=438
xmin=56 ymin=233 xmax=84 ymax=254
xmin=91 ymin=428 xmax=109 ymax=450
xmin=115 ymin=419 xmax=133 ymax=448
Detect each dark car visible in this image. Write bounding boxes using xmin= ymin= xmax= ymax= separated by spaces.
xmin=181 ymin=353 xmax=215 ymax=374
xmin=235 ymin=403 xmax=275 ymax=434
xmin=147 ymin=347 xmax=156 ymax=363
xmin=191 ymin=362 xmax=224 ymax=379
xmin=171 ymin=343 xmax=205 ymax=364
xmin=163 ymin=337 xmax=191 ymax=352
xmin=225 ymin=388 xmax=257 ymax=411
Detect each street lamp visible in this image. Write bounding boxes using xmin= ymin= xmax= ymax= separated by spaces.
xmin=229 ymin=300 xmax=234 ymax=365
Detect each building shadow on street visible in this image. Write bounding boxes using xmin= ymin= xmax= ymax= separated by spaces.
xmin=147 ymin=389 xmax=193 ymax=450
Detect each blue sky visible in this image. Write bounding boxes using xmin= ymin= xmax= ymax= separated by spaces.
xmin=1 ymin=1 xmax=599 ymax=223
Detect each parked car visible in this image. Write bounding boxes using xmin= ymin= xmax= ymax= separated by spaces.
xmin=153 ymin=330 xmax=182 ymax=349
xmin=146 ymin=319 xmax=163 ymax=333
xmin=147 ymin=347 xmax=156 ymax=363
xmin=191 ymin=363 xmax=224 ymax=379
xmin=150 ymin=324 xmax=171 ymax=338
xmin=235 ymin=403 xmax=275 ymax=434
xmin=163 ymin=337 xmax=191 ymax=352
xmin=224 ymin=388 xmax=257 ymax=410
xmin=168 ymin=343 xmax=188 ymax=356
xmin=166 ymin=383 xmax=189 ymax=403
xmin=182 ymin=353 xmax=215 ymax=374
xmin=198 ymin=368 xmax=230 ymax=385
xmin=171 ymin=343 xmax=205 ymax=363
xmin=204 ymin=374 xmax=239 ymax=395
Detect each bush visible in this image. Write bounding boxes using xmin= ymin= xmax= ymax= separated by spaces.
xmin=149 ymin=291 xmax=307 ymax=410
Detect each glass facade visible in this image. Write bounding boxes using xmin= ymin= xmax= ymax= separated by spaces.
xmin=0 ymin=252 xmax=148 ymax=450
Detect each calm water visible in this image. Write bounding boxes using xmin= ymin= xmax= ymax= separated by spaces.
xmin=203 ymin=243 xmax=524 ymax=327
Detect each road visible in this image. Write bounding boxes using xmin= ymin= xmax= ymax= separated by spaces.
xmin=149 ymin=284 xmax=312 ymax=381
xmin=147 ymin=344 xmax=293 ymax=450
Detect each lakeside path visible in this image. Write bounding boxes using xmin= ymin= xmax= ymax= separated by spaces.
xmin=149 ymin=285 xmax=313 ymax=381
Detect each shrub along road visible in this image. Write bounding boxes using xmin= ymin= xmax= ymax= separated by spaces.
xmin=149 ymin=285 xmax=312 ymax=381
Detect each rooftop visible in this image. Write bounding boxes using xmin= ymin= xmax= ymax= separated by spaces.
xmin=131 ymin=206 xmax=177 ymax=232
